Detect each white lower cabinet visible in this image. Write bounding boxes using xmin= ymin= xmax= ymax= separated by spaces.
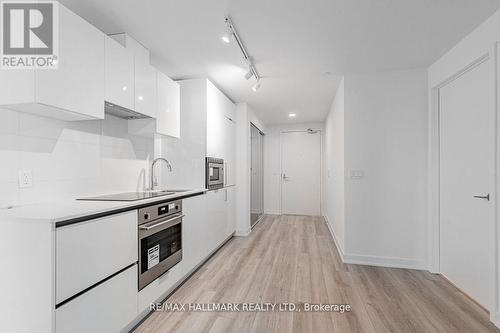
xmin=55 ymin=211 xmax=138 ymax=304
xmin=225 ymin=186 xmax=236 ymax=237
xmin=183 ymin=191 xmax=234 ymax=276
xmin=183 ymin=194 xmax=208 ymax=273
xmin=137 ymin=261 xmax=184 ymax=313
xmin=56 ymin=265 xmax=137 ymax=333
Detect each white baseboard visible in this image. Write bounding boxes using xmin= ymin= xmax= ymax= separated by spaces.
xmin=343 ymin=253 xmax=427 ymax=270
xmin=264 ymin=210 xmax=280 ymax=215
xmin=322 ymin=215 xmax=425 ymax=270
xmin=491 ymin=312 xmax=500 ymax=329
xmin=323 ymin=215 xmax=344 ymax=261
xmin=234 ymin=228 xmax=251 ymax=237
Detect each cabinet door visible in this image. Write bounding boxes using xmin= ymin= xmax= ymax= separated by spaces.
xmin=105 ymin=37 xmax=134 ymax=110
xmin=157 ymin=71 xmax=180 ymax=137
xmin=225 ymin=186 xmax=236 ymax=237
xmin=183 ymin=194 xmax=208 ymax=273
xmin=56 ymin=265 xmax=137 ymax=333
xmin=56 ymin=211 xmax=137 ymax=304
xmin=223 ymin=115 xmax=236 ymax=186
xmin=36 ymin=4 xmax=105 ymax=119
xmin=137 ymin=260 xmax=183 ymax=313
xmin=135 ymin=61 xmax=156 ymax=118
xmin=208 ymin=189 xmax=227 ymax=250
xmin=206 ymin=81 xmax=225 ymax=158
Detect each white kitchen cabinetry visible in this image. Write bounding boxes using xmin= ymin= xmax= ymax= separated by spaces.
xmin=205 ymin=80 xmax=236 ymax=185
xmin=203 ymin=190 xmax=227 ymax=254
xmin=127 ymin=69 xmax=181 ymax=138
xmin=225 ymin=186 xmax=236 ymax=236
xmin=55 ymin=211 xmax=137 ymax=304
xmin=137 ymin=260 xmax=183 ymax=313
xmin=0 ymin=3 xmax=105 ymax=121
xmin=157 ymin=71 xmax=180 ymax=137
xmin=56 ymin=265 xmax=137 ymax=333
xmin=222 ymin=114 xmax=236 ymax=186
xmin=184 ymin=190 xmax=231 ymax=258
xmin=183 ymin=194 xmax=209 ymax=273
xmin=134 ymin=61 xmax=157 ymax=118
xmin=112 ymin=34 xmax=157 ymax=118
xmin=105 ymin=36 xmax=135 ymax=110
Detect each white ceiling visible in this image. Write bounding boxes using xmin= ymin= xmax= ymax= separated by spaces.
xmin=60 ymin=0 xmax=500 ymax=124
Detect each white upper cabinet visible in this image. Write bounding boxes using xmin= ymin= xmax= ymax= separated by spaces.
xmin=157 ymin=71 xmax=180 ymax=137
xmin=205 ymin=80 xmax=236 ymax=185
xmin=112 ymin=33 xmax=157 ymax=118
xmin=105 ymin=37 xmax=135 ymax=110
xmin=135 ymin=61 xmax=157 ymax=118
xmin=127 ymin=69 xmax=180 ymax=138
xmin=0 ymin=3 xmax=106 ymax=121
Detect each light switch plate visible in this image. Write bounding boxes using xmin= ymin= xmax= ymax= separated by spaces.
xmin=18 ymin=170 xmax=33 ymax=188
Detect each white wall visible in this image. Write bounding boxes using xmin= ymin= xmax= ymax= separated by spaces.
xmin=263 ymin=122 xmax=324 ymax=215
xmin=235 ymin=103 xmax=266 ymax=236
xmin=344 ymin=69 xmax=428 ymax=268
xmin=324 ymin=78 xmax=345 ymax=251
xmin=323 ymin=69 xmax=428 ymax=269
xmin=0 ymin=109 xmax=153 ymax=207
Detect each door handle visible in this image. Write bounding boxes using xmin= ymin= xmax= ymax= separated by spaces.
xmin=139 ymin=214 xmax=185 ymax=230
xmin=282 ymin=173 xmax=290 ymax=181
xmin=473 ymin=194 xmax=490 ymax=201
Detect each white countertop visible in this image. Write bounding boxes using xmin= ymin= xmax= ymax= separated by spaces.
xmin=0 ymin=189 xmax=206 ymax=224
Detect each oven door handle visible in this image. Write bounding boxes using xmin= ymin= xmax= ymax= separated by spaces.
xmin=139 ymin=214 xmax=185 ymax=231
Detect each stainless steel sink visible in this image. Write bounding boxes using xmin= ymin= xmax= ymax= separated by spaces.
xmin=78 ymin=189 xmax=190 ymax=202
xmin=145 ymin=189 xmax=188 ymax=194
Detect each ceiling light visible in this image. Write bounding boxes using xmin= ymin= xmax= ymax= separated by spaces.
xmin=244 ymin=69 xmax=253 ymax=80
xmin=288 ymin=113 xmax=296 ymax=118
xmin=221 ymin=34 xmax=231 ymax=44
xmin=252 ymin=81 xmax=261 ymax=92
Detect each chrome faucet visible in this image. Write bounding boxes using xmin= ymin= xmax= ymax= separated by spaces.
xmin=150 ymin=157 xmax=172 ymax=190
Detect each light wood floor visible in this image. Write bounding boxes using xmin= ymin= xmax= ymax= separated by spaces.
xmin=134 ymin=215 xmax=499 ymax=333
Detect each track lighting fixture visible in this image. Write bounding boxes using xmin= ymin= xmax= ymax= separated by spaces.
xmin=221 ymin=34 xmax=231 ymax=43
xmin=223 ymin=16 xmax=262 ymax=90
xmin=244 ymin=69 xmax=253 ymax=80
xmin=252 ymin=80 xmax=261 ymax=92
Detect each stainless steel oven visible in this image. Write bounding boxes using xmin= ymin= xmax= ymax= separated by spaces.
xmin=138 ymin=200 xmax=183 ymax=291
xmin=206 ymin=157 xmax=224 ymax=190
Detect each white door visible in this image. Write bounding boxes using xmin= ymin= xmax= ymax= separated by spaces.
xmin=439 ymin=59 xmax=493 ymax=309
xmin=281 ymin=131 xmax=321 ymax=215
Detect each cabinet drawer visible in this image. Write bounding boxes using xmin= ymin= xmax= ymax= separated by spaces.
xmin=137 ymin=261 xmax=183 ymax=313
xmin=56 ymin=211 xmax=138 ymax=304
xmin=56 ymin=265 xmax=137 ymax=333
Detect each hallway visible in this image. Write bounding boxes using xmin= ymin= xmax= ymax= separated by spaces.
xmin=134 ymin=215 xmax=499 ymax=333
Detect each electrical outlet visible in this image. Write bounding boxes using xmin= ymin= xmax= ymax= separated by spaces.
xmin=18 ymin=170 xmax=33 ymax=188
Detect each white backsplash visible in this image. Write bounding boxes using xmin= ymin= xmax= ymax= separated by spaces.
xmin=0 ymin=108 xmax=154 ymax=207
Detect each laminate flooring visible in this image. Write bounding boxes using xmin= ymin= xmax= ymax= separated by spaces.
xmin=134 ymin=215 xmax=499 ymax=333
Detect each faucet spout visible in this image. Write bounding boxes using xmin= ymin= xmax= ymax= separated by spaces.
xmin=150 ymin=157 xmax=172 ymax=190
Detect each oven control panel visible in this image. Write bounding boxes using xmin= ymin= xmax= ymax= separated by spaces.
xmin=138 ymin=199 xmax=182 ymax=224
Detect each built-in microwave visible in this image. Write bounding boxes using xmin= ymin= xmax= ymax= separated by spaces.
xmin=206 ymin=157 xmax=224 ymax=190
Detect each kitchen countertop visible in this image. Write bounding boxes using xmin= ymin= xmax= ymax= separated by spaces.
xmin=0 ymin=188 xmax=207 ymax=226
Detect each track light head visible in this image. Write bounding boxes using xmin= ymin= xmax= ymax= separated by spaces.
xmin=252 ymin=80 xmax=261 ymax=92
xmin=244 ymin=70 xmax=253 ymax=80
xmin=221 ymin=34 xmax=231 ymax=44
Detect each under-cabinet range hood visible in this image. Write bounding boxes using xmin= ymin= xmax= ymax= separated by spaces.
xmin=104 ymin=101 xmax=151 ymax=120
